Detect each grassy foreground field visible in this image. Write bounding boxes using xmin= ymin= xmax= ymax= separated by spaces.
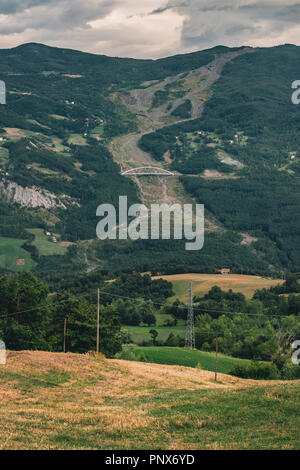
xmin=0 ymin=351 xmax=299 ymax=450
xmin=125 ymin=346 xmax=252 ymax=374
xmin=152 ymin=273 xmax=284 ymax=301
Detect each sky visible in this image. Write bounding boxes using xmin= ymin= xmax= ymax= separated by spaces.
xmin=0 ymin=0 xmax=299 ymax=58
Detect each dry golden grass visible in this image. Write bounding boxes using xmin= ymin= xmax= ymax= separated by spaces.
xmin=201 ymin=169 xmax=240 ymax=179
xmin=112 ymin=359 xmax=272 ymax=390
xmin=0 ymin=351 xmax=298 ymax=450
xmin=4 ymin=127 xmax=26 ymax=140
xmin=152 ymin=273 xmax=283 ymax=300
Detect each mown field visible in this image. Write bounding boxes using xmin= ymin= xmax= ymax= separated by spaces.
xmin=27 ymin=228 xmax=67 ymax=256
xmin=125 ymin=346 xmax=252 ymax=374
xmin=0 ymin=237 xmax=36 ymax=272
xmin=124 ymin=325 xmax=186 ymax=344
xmin=0 ymin=351 xmax=299 ymax=450
xmin=122 ymin=274 xmax=284 ymax=344
xmin=152 ymin=273 xmax=283 ymax=301
xmin=123 ymin=314 xmax=185 ymax=344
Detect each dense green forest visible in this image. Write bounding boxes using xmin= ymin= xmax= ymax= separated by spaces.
xmin=0 ymin=43 xmax=224 ymax=281
xmin=0 ymin=271 xmax=300 ymax=379
xmin=137 ymin=45 xmax=300 ymax=274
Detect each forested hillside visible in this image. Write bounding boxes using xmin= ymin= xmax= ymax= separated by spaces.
xmin=0 ymin=43 xmax=299 ymax=282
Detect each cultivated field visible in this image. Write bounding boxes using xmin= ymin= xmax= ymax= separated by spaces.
xmin=27 ymin=228 xmax=67 ymax=256
xmin=0 ymin=351 xmax=299 ymax=450
xmin=125 ymin=346 xmax=252 ymax=374
xmin=0 ymin=237 xmax=36 ymax=272
xmin=152 ymin=273 xmax=283 ymax=301
xmin=123 ymin=314 xmax=186 ymax=344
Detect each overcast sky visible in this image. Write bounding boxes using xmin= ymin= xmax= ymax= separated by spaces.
xmin=0 ymin=0 xmax=299 ymax=58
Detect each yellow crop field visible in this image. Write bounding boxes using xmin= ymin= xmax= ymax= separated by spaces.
xmin=152 ymin=273 xmax=284 ymax=301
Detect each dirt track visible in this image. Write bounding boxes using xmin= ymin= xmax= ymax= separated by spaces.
xmin=109 ymin=49 xmax=252 ymax=208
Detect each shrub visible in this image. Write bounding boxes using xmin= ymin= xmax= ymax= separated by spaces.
xmin=280 ymin=361 xmax=300 ymax=380
xmin=115 ymin=347 xmax=136 ymax=361
xmin=230 ymin=362 xmax=249 ymax=378
xmin=137 ymin=351 xmax=149 ymax=362
xmin=121 ymin=329 xmax=133 ymax=344
xmin=230 ymin=361 xmax=280 ymax=380
xmin=165 ymin=332 xmax=184 ymax=347
xmin=171 ymin=100 xmax=192 ymax=119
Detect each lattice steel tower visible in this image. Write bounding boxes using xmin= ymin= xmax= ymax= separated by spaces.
xmin=185 ymin=282 xmax=195 ymax=349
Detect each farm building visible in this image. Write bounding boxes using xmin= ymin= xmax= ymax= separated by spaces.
xmin=219 ymin=268 xmax=231 ymax=275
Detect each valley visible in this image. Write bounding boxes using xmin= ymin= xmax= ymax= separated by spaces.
xmin=109 ymin=48 xmax=250 ymax=207
xmin=0 ymin=44 xmax=300 ymax=279
xmin=1 ymin=2 xmax=300 ymax=454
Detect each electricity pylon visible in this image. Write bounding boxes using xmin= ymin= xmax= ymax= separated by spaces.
xmin=185 ymin=282 xmax=195 ymax=349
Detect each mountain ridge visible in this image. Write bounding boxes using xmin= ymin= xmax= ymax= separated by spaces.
xmin=0 ymin=42 xmax=299 ymax=283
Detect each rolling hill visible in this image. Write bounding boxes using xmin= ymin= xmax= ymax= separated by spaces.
xmin=152 ymin=273 xmax=284 ymax=301
xmin=1 ymin=350 xmax=299 ymax=450
xmin=123 ymin=346 xmax=252 ymax=374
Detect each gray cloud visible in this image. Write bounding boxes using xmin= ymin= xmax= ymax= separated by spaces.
xmin=0 ymin=0 xmax=117 ymax=34
xmin=162 ymin=0 xmax=300 ymax=50
xmin=0 ymin=0 xmax=52 ymax=15
xmin=0 ymin=0 xmax=299 ymax=58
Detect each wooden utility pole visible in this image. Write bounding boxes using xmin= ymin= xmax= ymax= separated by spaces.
xmin=215 ymin=337 xmax=219 ymax=382
xmin=100 ymin=303 xmax=103 ymax=355
xmin=96 ymin=288 xmax=100 ymax=353
xmin=63 ymin=317 xmax=67 ymax=353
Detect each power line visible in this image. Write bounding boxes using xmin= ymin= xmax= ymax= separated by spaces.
xmin=0 ymin=287 xmax=297 ymax=321
xmin=0 ymin=305 xmax=48 ymax=320
xmin=0 ymin=288 xmax=98 ymax=321
xmin=0 ymin=297 xmax=80 ymax=320
xmin=99 ymin=290 xmax=294 ymax=319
